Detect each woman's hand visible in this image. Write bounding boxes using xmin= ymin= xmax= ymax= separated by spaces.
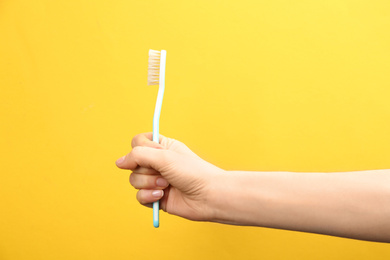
xmin=116 ymin=133 xmax=390 ymax=242
xmin=116 ymin=133 xmax=224 ymax=222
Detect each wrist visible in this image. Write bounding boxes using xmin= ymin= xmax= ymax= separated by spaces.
xmin=206 ymin=170 xmax=293 ymax=226
xmin=202 ymin=169 xmax=228 ymax=223
xmin=206 ymin=171 xmax=245 ymax=225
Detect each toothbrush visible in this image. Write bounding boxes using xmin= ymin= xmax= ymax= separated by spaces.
xmin=147 ymin=49 xmax=167 ymax=228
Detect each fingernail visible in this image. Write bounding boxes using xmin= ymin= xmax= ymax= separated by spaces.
xmin=152 ymin=190 xmax=163 ymax=198
xmin=156 ymin=178 xmax=168 ymax=187
xmin=116 ymin=156 xmax=125 ymax=165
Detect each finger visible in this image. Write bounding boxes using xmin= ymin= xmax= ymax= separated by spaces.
xmin=116 ymin=153 xmax=136 ymax=170
xmin=130 ymin=173 xmax=169 ymax=189
xmin=116 ymin=146 xmax=159 ymax=170
xmin=143 ymin=203 xmax=153 ymax=209
xmin=116 ymin=146 xmax=171 ymax=171
xmin=132 ymin=166 xmax=160 ymax=175
xmin=131 ymin=133 xmax=165 ymax=149
xmin=136 ymin=189 xmax=164 ymax=205
xmin=159 ymin=187 xmax=170 ymax=212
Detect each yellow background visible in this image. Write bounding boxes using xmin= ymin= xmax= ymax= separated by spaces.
xmin=1 ymin=0 xmax=390 ymax=259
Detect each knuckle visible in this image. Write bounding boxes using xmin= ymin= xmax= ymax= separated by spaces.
xmin=132 ymin=133 xmax=152 ymax=148
xmin=136 ymin=190 xmax=148 ymax=205
xmin=131 ymin=135 xmax=138 ymax=148
xmin=129 ymin=173 xmax=135 ymax=187
xmin=130 ymin=173 xmax=155 ymax=189
xmin=131 ymin=133 xmax=143 ymax=148
xmin=136 ymin=190 xmax=143 ymax=204
xmin=131 ymin=146 xmax=143 ymax=159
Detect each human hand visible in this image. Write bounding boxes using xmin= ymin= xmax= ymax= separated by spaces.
xmin=116 ymin=133 xmax=224 ymax=222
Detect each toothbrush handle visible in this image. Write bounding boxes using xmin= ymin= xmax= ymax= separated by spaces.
xmin=152 ymin=86 xmax=164 ymax=228
xmin=153 ymin=201 xmax=159 ymax=228
xmin=152 ymin=129 xmax=160 ymax=228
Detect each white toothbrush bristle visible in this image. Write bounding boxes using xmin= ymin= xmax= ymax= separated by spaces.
xmin=148 ymin=49 xmax=161 ymax=86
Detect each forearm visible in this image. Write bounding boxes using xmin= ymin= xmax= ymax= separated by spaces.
xmin=210 ymin=169 xmax=390 ymax=242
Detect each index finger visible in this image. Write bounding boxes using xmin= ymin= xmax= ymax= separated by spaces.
xmin=131 ymin=132 xmax=165 ymax=149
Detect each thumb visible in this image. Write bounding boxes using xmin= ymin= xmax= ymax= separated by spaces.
xmin=116 ymin=146 xmax=171 ymax=172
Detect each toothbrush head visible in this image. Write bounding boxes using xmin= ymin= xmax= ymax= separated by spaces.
xmin=148 ymin=49 xmax=162 ymax=86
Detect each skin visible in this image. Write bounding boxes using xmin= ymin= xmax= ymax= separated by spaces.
xmin=116 ymin=133 xmax=390 ymax=243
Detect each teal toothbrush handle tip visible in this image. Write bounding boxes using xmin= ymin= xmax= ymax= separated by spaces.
xmin=153 ymin=201 xmax=159 ymax=228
